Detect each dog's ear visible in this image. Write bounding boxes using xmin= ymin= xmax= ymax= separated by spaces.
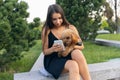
xmin=71 ymin=32 xmax=79 ymax=44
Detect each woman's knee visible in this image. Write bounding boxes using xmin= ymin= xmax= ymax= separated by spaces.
xmin=65 ymin=60 xmax=79 ymax=73
xmin=71 ymin=49 xmax=86 ymax=61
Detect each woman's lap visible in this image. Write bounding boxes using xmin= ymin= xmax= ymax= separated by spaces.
xmin=44 ymin=53 xmax=72 ymax=79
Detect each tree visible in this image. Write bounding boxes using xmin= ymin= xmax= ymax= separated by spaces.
xmin=56 ymin=0 xmax=105 ymax=41
xmin=103 ymin=2 xmax=115 ymax=33
xmin=101 ymin=19 xmax=109 ymax=29
xmin=106 ymin=0 xmax=120 ymax=33
xmin=0 ymin=0 xmax=40 ymax=71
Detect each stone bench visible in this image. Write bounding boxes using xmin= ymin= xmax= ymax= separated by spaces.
xmin=95 ymin=39 xmax=120 ymax=48
xmin=14 ymin=53 xmax=120 ymax=80
xmin=14 ymin=53 xmax=69 ymax=80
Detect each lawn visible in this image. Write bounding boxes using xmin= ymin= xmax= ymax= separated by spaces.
xmin=85 ymin=33 xmax=120 ymax=63
xmin=96 ymin=34 xmax=120 ymax=41
xmin=83 ymin=41 xmax=120 ymax=63
xmin=0 ymin=34 xmax=120 ymax=80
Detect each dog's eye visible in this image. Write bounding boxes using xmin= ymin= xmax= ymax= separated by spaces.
xmin=65 ymin=36 xmax=70 ymax=39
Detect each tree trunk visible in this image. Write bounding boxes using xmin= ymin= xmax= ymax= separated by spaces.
xmin=117 ymin=26 xmax=120 ymax=33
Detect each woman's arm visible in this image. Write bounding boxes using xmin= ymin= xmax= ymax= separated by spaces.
xmin=41 ymin=28 xmax=54 ymax=55
xmin=41 ymin=28 xmax=64 ymax=55
xmin=69 ymin=25 xmax=84 ymax=50
xmin=74 ymin=43 xmax=84 ymax=50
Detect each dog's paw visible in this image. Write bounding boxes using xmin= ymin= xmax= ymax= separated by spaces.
xmin=61 ymin=51 xmax=68 ymax=57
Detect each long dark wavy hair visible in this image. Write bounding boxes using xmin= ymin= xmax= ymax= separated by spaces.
xmin=42 ymin=4 xmax=70 ymax=50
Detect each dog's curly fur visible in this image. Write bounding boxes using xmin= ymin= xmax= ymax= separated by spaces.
xmin=58 ymin=29 xmax=79 ymax=57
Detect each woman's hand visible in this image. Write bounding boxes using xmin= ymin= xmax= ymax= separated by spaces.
xmin=74 ymin=44 xmax=84 ymax=50
xmin=52 ymin=43 xmax=64 ymax=52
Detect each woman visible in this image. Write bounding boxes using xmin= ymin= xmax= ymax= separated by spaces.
xmin=41 ymin=4 xmax=91 ymax=80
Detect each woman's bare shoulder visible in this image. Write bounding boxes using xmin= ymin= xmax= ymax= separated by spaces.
xmin=42 ymin=27 xmax=51 ymax=39
xmin=69 ymin=25 xmax=77 ymax=31
xmin=42 ymin=27 xmax=50 ymax=33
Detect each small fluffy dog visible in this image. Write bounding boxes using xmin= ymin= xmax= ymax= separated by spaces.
xmin=58 ymin=29 xmax=81 ymax=57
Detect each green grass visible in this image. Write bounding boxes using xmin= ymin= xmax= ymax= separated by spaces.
xmin=97 ymin=34 xmax=120 ymax=41
xmin=90 ymin=33 xmax=120 ymax=63
xmin=0 ymin=40 xmax=42 ymax=80
xmin=10 ymin=40 xmax=42 ymax=72
xmin=83 ymin=41 xmax=120 ymax=64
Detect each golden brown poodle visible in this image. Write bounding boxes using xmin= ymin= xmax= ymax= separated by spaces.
xmin=58 ymin=29 xmax=82 ymax=57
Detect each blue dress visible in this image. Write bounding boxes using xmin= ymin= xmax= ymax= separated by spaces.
xmin=44 ymin=31 xmax=72 ymax=79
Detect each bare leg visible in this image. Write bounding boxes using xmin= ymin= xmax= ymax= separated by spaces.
xmin=63 ymin=60 xmax=80 ymax=80
xmin=71 ymin=49 xmax=91 ymax=80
